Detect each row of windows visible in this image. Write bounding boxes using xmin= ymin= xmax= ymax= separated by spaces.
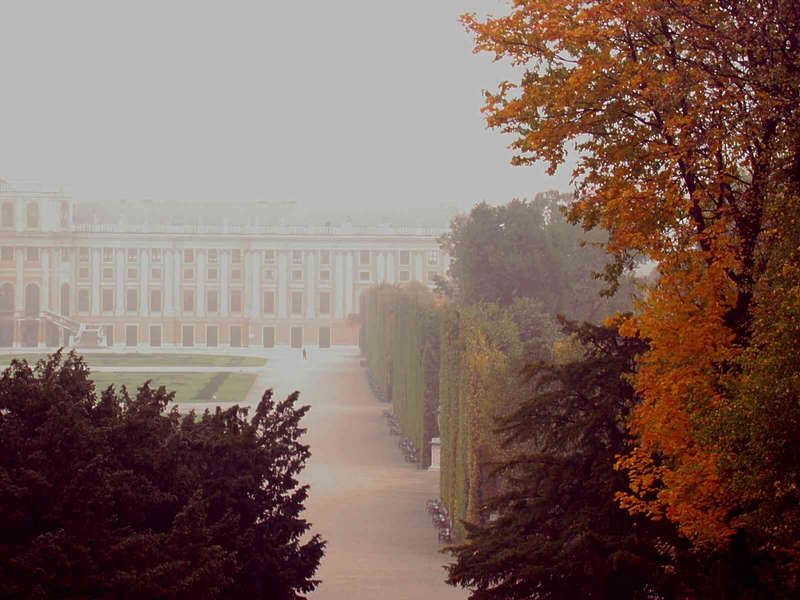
xmin=99 ymin=324 xmax=312 ymax=349
xmin=73 ymin=289 xmax=332 ymax=316
xmin=0 ymin=201 xmax=39 ymax=228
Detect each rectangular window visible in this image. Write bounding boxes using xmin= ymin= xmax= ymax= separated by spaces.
xmin=103 ymin=248 xmax=113 ymax=263
xmin=126 ymin=289 xmax=138 ymax=312
xmin=151 ymin=248 xmax=161 ymax=263
xmin=184 ymin=249 xmax=194 ymax=264
xmin=127 ymin=248 xmax=138 ymax=263
xmin=183 ymin=289 xmax=194 ymax=312
xmin=263 ymin=290 xmax=275 ymax=314
xmin=291 ymin=291 xmax=303 ymax=314
xmin=231 ymin=290 xmax=242 ymax=313
xmin=207 ymin=290 xmax=218 ymax=313
xmin=263 ymin=269 xmax=275 ymax=282
xmin=428 ymin=249 xmax=439 ymax=265
xmin=291 ymin=269 xmax=303 ymax=282
xmin=150 ymin=325 xmax=162 ymax=347
xmin=319 ymin=292 xmax=330 ymax=315
xmin=79 ymin=267 xmax=89 ymax=280
xmin=103 ymin=267 xmax=114 ymax=280
xmin=104 ymin=325 xmax=114 ymax=347
xmin=151 ymin=268 xmax=161 ymax=280
xmin=79 ymin=247 xmax=89 ymax=262
xmin=231 ymin=268 xmax=241 ymax=282
xmin=1 ymin=247 xmax=13 ymax=261
xmin=292 ymin=250 xmax=302 ymax=265
xmin=150 ymin=289 xmax=162 ymax=312
xmin=399 ymin=270 xmax=410 ymax=282
xmin=26 ymin=247 xmax=39 ymax=262
xmin=127 ymin=268 xmax=138 ymax=280
xmin=183 ymin=268 xmax=194 ymax=281
xmin=427 ymin=271 xmax=438 ymax=282
xmin=61 ymin=248 xmax=70 ymax=262
xmin=232 ymin=249 xmax=242 ymax=264
xmin=208 ymin=249 xmax=218 ymax=264
xmin=78 ymin=289 xmax=90 ymax=312
xmin=207 ymin=268 xmax=218 ymax=281
xmin=359 ymin=270 xmax=370 ymax=282
xmin=320 ymin=250 xmax=330 ymax=265
xmin=359 ymin=250 xmax=370 ymax=265
xmin=319 ymin=269 xmax=330 ymax=282
xmin=102 ymin=289 xmax=114 ymax=312
xmin=264 ymin=249 xmax=275 ymax=264
xmin=399 ymin=250 xmax=410 ymax=266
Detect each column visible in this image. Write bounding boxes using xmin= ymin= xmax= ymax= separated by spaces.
xmin=387 ymin=252 xmax=396 ymax=284
xmin=197 ymin=249 xmax=206 ymax=316
xmin=140 ymin=248 xmax=149 ymax=317
xmin=91 ymin=248 xmax=101 ymax=315
xmin=244 ymin=251 xmax=253 ymax=315
xmin=42 ymin=249 xmax=50 ymax=311
xmin=115 ymin=248 xmax=124 ymax=316
xmin=251 ymin=250 xmax=261 ymax=317
xmin=220 ymin=250 xmax=230 ymax=316
xmin=305 ymin=250 xmax=315 ymax=319
xmin=334 ymin=251 xmax=344 ymax=319
xmin=377 ymin=251 xmax=385 ymax=283
xmin=174 ymin=249 xmax=182 ymax=316
xmin=345 ymin=251 xmax=354 ymax=316
xmin=278 ymin=250 xmax=288 ymax=318
xmin=15 ymin=247 xmax=23 ymax=312
xmin=165 ymin=249 xmax=175 ymax=315
xmin=415 ymin=252 xmax=423 ymax=282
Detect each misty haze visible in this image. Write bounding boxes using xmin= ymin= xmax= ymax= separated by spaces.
xmin=2 ymin=2 xmax=799 ymax=599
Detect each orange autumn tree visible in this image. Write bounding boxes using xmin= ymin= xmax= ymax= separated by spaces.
xmin=463 ymin=0 xmax=800 ymax=556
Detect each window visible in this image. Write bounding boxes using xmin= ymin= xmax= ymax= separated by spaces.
xmin=319 ymin=269 xmax=330 ymax=282
xmin=263 ymin=290 xmax=275 ymax=314
xmin=103 ymin=248 xmax=113 ymax=263
xmin=264 ymin=269 xmax=275 ymax=282
xmin=79 ymin=247 xmax=89 ymax=262
xmin=291 ymin=291 xmax=303 ymax=314
xmin=151 ymin=268 xmax=161 ymax=280
xmin=151 ymin=248 xmax=161 ymax=263
xmin=208 ymin=249 xmax=218 ymax=264
xmin=399 ymin=270 xmax=410 ymax=282
xmin=127 ymin=248 xmax=138 ymax=263
xmin=359 ymin=270 xmax=370 ymax=282
xmin=207 ymin=290 xmax=218 ymax=313
xmin=1 ymin=202 xmax=12 ymax=227
xmin=61 ymin=248 xmax=70 ymax=262
xmin=207 ymin=268 xmax=218 ymax=281
xmin=360 ymin=250 xmax=370 ymax=265
xmin=183 ymin=268 xmax=194 ymax=280
xmin=231 ymin=290 xmax=242 ymax=313
xmin=292 ymin=250 xmax=302 ymax=265
xmin=183 ymin=289 xmax=194 ymax=312
xmin=126 ymin=289 xmax=138 ymax=312
xmin=1 ymin=247 xmax=12 ymax=261
xmin=320 ymin=250 xmax=330 ymax=265
xmin=26 ymin=201 xmax=39 ymax=228
xmin=127 ymin=268 xmax=138 ymax=280
xmin=264 ymin=250 xmax=275 ymax=264
xmin=78 ymin=289 xmax=90 ymax=312
xmin=232 ymin=249 xmax=242 ymax=264
xmin=231 ymin=268 xmax=241 ymax=282
xmin=184 ymin=249 xmax=194 ymax=264
xmin=428 ymin=249 xmax=439 ymax=265
xmin=399 ymin=250 xmax=410 ymax=266
xmin=150 ymin=289 xmax=162 ymax=312
xmin=428 ymin=271 xmax=438 ymax=282
xmin=79 ymin=267 xmax=89 ymax=280
xmin=291 ymin=269 xmax=303 ymax=282
xmin=102 ymin=289 xmax=114 ymax=312
xmin=26 ymin=247 xmax=39 ymax=262
xmin=319 ymin=292 xmax=330 ymax=315
xmin=103 ymin=267 xmax=114 ymax=280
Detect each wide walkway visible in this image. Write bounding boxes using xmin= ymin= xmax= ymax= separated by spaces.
xmin=193 ymin=346 xmax=468 ymax=600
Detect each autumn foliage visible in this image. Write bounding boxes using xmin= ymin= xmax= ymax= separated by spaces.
xmin=463 ymin=0 xmax=800 ymax=589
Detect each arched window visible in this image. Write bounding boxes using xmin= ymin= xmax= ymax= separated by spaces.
xmin=26 ymin=201 xmax=39 ymax=228
xmin=60 ymin=283 xmax=70 ymax=316
xmin=1 ymin=202 xmax=13 ymax=227
xmin=25 ymin=283 xmax=40 ymax=316
xmin=0 ymin=283 xmax=13 ymax=312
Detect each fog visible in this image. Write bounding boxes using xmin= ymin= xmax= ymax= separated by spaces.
xmin=0 ymin=1 xmax=573 ymax=216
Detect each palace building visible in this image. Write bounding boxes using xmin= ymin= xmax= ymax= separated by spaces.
xmin=0 ymin=180 xmax=448 ymax=349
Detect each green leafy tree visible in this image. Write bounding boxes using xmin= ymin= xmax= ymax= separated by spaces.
xmin=0 ymin=351 xmax=324 ymax=600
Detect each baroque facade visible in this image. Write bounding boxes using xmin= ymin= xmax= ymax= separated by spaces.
xmin=0 ymin=181 xmax=447 ymax=349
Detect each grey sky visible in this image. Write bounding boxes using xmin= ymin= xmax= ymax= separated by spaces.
xmin=0 ymin=1 xmax=574 ymax=212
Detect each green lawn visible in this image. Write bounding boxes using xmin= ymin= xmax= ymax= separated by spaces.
xmin=0 ymin=353 xmax=266 ymax=368
xmin=89 ymin=372 xmax=259 ymax=404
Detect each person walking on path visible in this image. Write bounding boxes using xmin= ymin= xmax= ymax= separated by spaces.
xmin=302 ymin=347 xmax=307 ymax=360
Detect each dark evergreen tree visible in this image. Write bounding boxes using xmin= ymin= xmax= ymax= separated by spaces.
xmin=445 ymin=319 xmax=688 ymax=599
xmin=0 ymin=351 xmax=324 ymax=600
